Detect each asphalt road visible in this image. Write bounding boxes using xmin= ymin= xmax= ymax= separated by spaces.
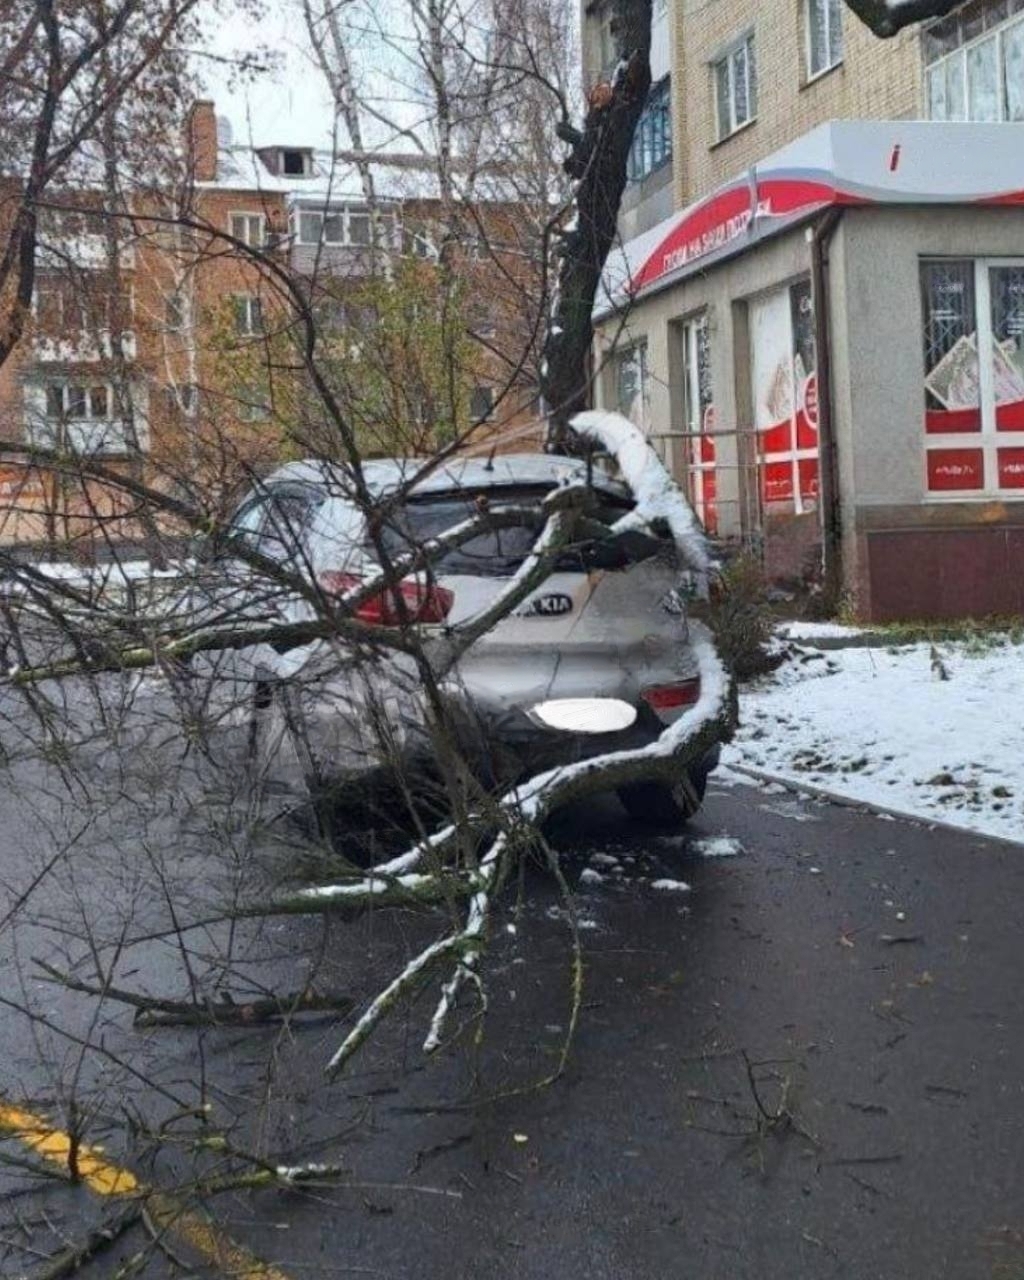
xmin=2 ymin=748 xmax=1024 ymax=1280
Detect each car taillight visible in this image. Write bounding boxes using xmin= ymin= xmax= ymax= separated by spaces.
xmin=641 ymin=678 xmax=701 ymax=711
xmin=318 ymin=571 xmax=453 ymax=625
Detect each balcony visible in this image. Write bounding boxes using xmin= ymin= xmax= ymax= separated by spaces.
xmin=32 ymin=329 xmax=137 ymax=363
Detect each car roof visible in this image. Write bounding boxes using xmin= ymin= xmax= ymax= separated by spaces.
xmin=264 ymin=453 xmax=630 ymax=501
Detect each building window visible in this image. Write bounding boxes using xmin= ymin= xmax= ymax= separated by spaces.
xmin=166 ymin=292 xmax=186 ymax=331
xmin=348 ymin=212 xmax=372 ymax=246
xmin=806 ymin=0 xmax=844 ymax=79
xmin=470 ymin=385 xmax=495 ymax=421
xmin=924 ymin=1 xmax=1024 ymax=121
xmin=612 ymin=341 xmax=650 ymax=431
xmin=236 ymin=383 xmax=271 ymax=422
xmin=680 ymin=315 xmax=717 ymax=534
xmin=282 ymin=149 xmax=311 ymax=176
xmin=596 ymin=5 xmax=618 ymax=78
xmin=29 ymin=380 xmax=138 ymax=454
xmin=232 ymin=294 xmax=263 ymax=336
xmin=46 ymin=383 xmax=111 ymax=421
xmin=628 ymin=78 xmax=672 ymax=182
xmin=229 ymin=212 xmax=267 ymax=247
xmin=296 ymin=207 xmax=391 ymax=247
xmin=33 ymin=271 xmax=132 ymax=333
xmin=921 ymin=256 xmax=1024 ymax=495
xmin=714 ymin=33 xmax=757 ymax=140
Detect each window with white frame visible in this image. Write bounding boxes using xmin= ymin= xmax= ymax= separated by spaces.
xmin=297 ymin=207 xmax=391 ymax=247
xmin=232 ymin=294 xmax=263 ymax=336
xmin=45 ymin=383 xmax=111 ymax=422
xmin=470 ymin=385 xmax=495 ymax=421
xmin=612 ymin=341 xmax=650 ymax=432
xmin=628 ymin=77 xmax=672 ymax=181
xmin=921 ymin=256 xmax=1024 ymax=495
xmin=714 ymin=33 xmax=757 ymax=141
xmin=236 ymin=382 xmax=271 ymax=422
xmin=679 ymin=315 xmax=718 ymax=534
xmin=806 ymin=0 xmax=844 ymax=78
xmin=924 ymin=1 xmax=1024 ymax=122
xmin=28 ymin=380 xmax=140 ymax=454
xmin=229 ymin=212 xmax=267 ymax=247
xmin=34 ymin=271 xmax=132 ymax=333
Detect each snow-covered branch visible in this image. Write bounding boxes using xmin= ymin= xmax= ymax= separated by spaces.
xmin=841 ymin=0 xmax=959 ymax=37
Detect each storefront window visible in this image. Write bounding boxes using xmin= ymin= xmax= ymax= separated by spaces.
xmin=921 ymin=257 xmax=1024 ymax=494
xmin=750 ymin=279 xmax=819 ymax=512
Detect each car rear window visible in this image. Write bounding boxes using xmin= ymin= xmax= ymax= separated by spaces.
xmin=379 ymin=485 xmax=633 ymax=578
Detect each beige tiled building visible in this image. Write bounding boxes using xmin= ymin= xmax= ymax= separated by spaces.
xmin=670 ymin=0 xmax=922 ymax=203
xmin=584 ymin=1 xmax=1024 ymax=621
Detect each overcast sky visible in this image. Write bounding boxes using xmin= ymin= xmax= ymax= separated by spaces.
xmin=197 ymin=0 xmax=423 ymax=152
xmin=199 ymin=0 xmax=336 ymax=148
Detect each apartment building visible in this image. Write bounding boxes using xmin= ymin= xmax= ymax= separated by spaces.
xmin=586 ymin=0 xmax=1024 ymax=620
xmin=0 ymin=100 xmax=544 ymax=553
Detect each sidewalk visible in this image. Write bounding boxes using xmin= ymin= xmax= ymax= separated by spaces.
xmin=722 ymin=627 xmax=1024 ymax=845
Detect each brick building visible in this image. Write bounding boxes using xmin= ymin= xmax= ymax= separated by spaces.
xmin=585 ymin=0 xmax=1024 ymax=620
xmin=0 ymin=99 xmax=544 ymax=553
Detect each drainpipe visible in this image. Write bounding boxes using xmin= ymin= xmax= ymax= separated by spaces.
xmin=810 ymin=208 xmax=842 ymax=614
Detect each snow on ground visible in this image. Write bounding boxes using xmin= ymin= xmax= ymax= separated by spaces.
xmin=776 ymin=620 xmax=865 ymax=641
xmin=723 ymin=634 xmax=1024 ymax=844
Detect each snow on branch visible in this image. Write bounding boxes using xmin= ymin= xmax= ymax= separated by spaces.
xmin=570 ymin=409 xmax=710 ymax=574
xmin=841 ymin=0 xmax=960 ymax=37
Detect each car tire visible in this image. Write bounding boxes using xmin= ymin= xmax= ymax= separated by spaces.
xmin=617 ymin=768 xmax=708 ymax=826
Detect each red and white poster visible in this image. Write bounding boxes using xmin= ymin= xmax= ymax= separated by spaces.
xmin=750 ymin=281 xmax=819 ymax=511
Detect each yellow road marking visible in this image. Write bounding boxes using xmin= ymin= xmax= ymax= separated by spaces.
xmin=0 ymin=1101 xmax=291 ymax=1279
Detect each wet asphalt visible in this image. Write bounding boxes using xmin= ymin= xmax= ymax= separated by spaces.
xmin=2 ymin=764 xmax=1024 ymax=1279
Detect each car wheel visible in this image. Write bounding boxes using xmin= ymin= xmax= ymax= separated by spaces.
xmin=617 ymin=768 xmax=708 ymax=826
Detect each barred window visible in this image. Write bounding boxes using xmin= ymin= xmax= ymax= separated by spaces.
xmin=628 ymin=78 xmax=672 ymax=181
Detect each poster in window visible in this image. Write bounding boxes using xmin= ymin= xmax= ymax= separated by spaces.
xmin=989 ymin=266 xmax=1024 ymax=430
xmin=997 ymin=447 xmax=1024 ymax=488
xmin=922 ymin=259 xmax=981 ymax=434
xmin=750 ymin=282 xmax=819 ymax=506
xmin=926 ymin=447 xmax=984 ymax=491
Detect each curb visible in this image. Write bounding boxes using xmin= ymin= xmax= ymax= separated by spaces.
xmin=721 ymin=761 xmax=1024 ymax=851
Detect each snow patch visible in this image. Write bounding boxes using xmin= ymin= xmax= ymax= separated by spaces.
xmin=692 ymin=836 xmax=744 ymax=858
xmin=649 ymin=878 xmax=691 ymax=893
xmin=725 ymin=637 xmax=1024 ymax=844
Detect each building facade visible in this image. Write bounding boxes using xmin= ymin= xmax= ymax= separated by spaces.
xmin=587 ymin=0 xmax=1024 ymax=620
xmin=0 ymin=100 xmax=544 ymax=554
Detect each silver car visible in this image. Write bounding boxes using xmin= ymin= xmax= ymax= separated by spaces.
xmin=189 ymin=452 xmax=721 ymax=826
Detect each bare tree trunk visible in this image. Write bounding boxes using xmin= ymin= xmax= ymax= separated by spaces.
xmin=541 ymin=0 xmax=651 ymax=450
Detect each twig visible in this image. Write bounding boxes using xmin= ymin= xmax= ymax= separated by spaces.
xmin=33 ymin=959 xmax=353 ymax=1027
xmin=29 ymin=1205 xmax=142 ymax=1280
